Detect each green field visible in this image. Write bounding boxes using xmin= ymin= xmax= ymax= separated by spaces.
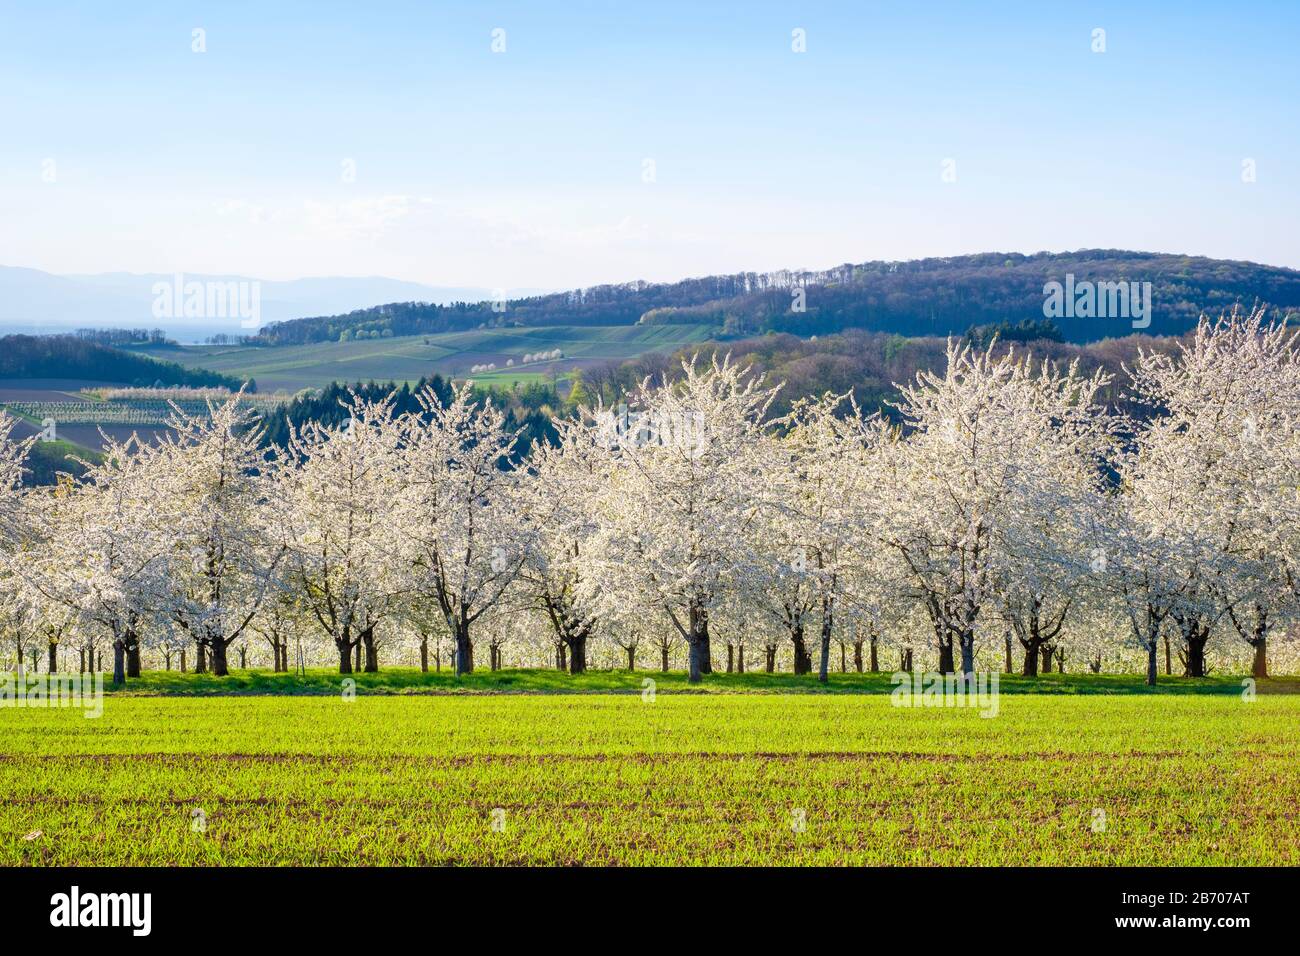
xmin=142 ymin=324 xmax=719 ymax=392
xmin=62 ymin=667 xmax=1285 ymax=697
xmin=3 ymin=670 xmax=1296 ymax=866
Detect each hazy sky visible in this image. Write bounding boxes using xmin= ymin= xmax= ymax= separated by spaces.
xmin=2 ymin=1 xmax=1297 ymax=289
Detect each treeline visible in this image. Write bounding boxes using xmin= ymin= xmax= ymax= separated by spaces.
xmin=249 ymin=250 xmax=1300 ymax=346
xmin=72 ymin=328 xmax=175 ymax=348
xmin=574 ymin=327 xmax=1184 ymax=420
xmin=7 ymin=311 xmax=1295 ymax=686
xmin=24 ymin=441 xmax=92 ymax=487
xmin=279 ymin=327 xmax=1194 ymax=453
xmin=258 ymin=376 xmax=558 ymax=458
xmin=0 ymin=335 xmax=248 ymax=390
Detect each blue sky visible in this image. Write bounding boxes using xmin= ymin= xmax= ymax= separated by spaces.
xmin=1 ymin=1 xmax=1297 ymax=288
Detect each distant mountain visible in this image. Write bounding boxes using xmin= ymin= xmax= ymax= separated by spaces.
xmin=0 ymin=266 xmax=542 ymax=342
xmin=249 ymin=250 xmax=1300 ymax=347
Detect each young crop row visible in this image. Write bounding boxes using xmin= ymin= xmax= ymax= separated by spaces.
xmin=1 ymin=694 xmax=1296 ymax=865
xmin=3 ymin=401 xmax=176 ymax=425
xmin=3 ymin=396 xmax=287 ymax=425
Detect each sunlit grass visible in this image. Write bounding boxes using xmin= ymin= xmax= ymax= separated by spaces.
xmin=2 ymin=686 xmax=1296 ymax=865
xmin=92 ymin=667 xmax=1280 ymax=696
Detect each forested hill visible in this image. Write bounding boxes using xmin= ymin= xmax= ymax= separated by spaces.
xmin=252 ymin=250 xmax=1300 ymax=346
xmin=257 ymin=375 xmax=558 ymax=460
xmin=0 ymin=334 xmax=247 ymax=389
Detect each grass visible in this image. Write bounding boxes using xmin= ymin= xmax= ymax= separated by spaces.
xmin=139 ymin=324 xmax=720 ymax=392
xmin=83 ymin=666 xmax=1286 ymax=696
xmin=2 ymin=670 xmax=1297 ymax=865
xmin=466 ymin=369 xmax=573 ymax=388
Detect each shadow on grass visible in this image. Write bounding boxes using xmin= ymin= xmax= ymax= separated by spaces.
xmin=92 ymin=668 xmax=1297 ymax=697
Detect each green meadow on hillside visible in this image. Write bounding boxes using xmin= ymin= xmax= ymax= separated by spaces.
xmin=141 ymin=324 xmax=719 ymax=391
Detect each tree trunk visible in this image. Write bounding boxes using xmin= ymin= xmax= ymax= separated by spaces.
xmin=1040 ymin=646 xmax=1053 ymax=674
xmin=937 ymin=640 xmax=954 ymax=674
xmin=726 ymin=644 xmax=734 ymax=673
xmin=209 ymin=638 xmax=229 ymax=677
xmin=126 ymin=639 xmax=141 ymax=678
xmin=626 ymin=647 xmax=636 ymax=671
xmin=958 ymin=633 xmax=975 ymax=677
xmin=238 ymin=646 xmax=247 ymax=669
xmin=686 ymin=604 xmax=709 ymax=684
xmin=420 ymin=636 xmax=429 ymax=673
xmin=112 ymin=639 xmax=126 ymax=685
xmin=196 ymin=644 xmax=207 ymax=674
xmin=1004 ymin=634 xmax=1013 ymax=673
xmin=698 ymin=616 xmax=712 ymax=675
xmin=180 ymin=648 xmax=187 ymax=673
xmin=790 ymin=623 xmax=810 ymax=675
xmin=1163 ymin=635 xmax=1172 ymax=676
xmin=362 ymin=628 xmax=379 ymax=673
xmin=737 ymin=645 xmax=744 ymax=673
xmin=687 ymin=636 xmax=703 ymax=683
xmin=1146 ymin=640 xmax=1158 ymax=687
xmin=164 ymin=650 xmax=172 ymax=671
xmin=817 ymin=604 xmax=833 ymax=684
xmin=48 ymin=641 xmax=57 ymax=673
xmin=354 ymin=640 xmax=362 ymax=672
xmin=660 ymin=645 xmax=669 ymax=673
xmin=840 ymin=644 xmax=846 ymax=673
xmin=1185 ymin=633 xmax=1207 ymax=678
xmin=568 ymin=631 xmax=587 ymax=674
xmin=1251 ymin=639 xmax=1268 ymax=679
xmin=870 ymin=636 xmax=879 ymax=672
xmin=455 ymin=622 xmax=473 ymax=676
xmin=1022 ymin=642 xmax=1041 ymax=677
xmin=79 ymin=648 xmax=86 ymax=672
xmin=337 ymin=638 xmax=353 ymax=674
xmin=853 ymin=639 xmax=863 ymax=673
